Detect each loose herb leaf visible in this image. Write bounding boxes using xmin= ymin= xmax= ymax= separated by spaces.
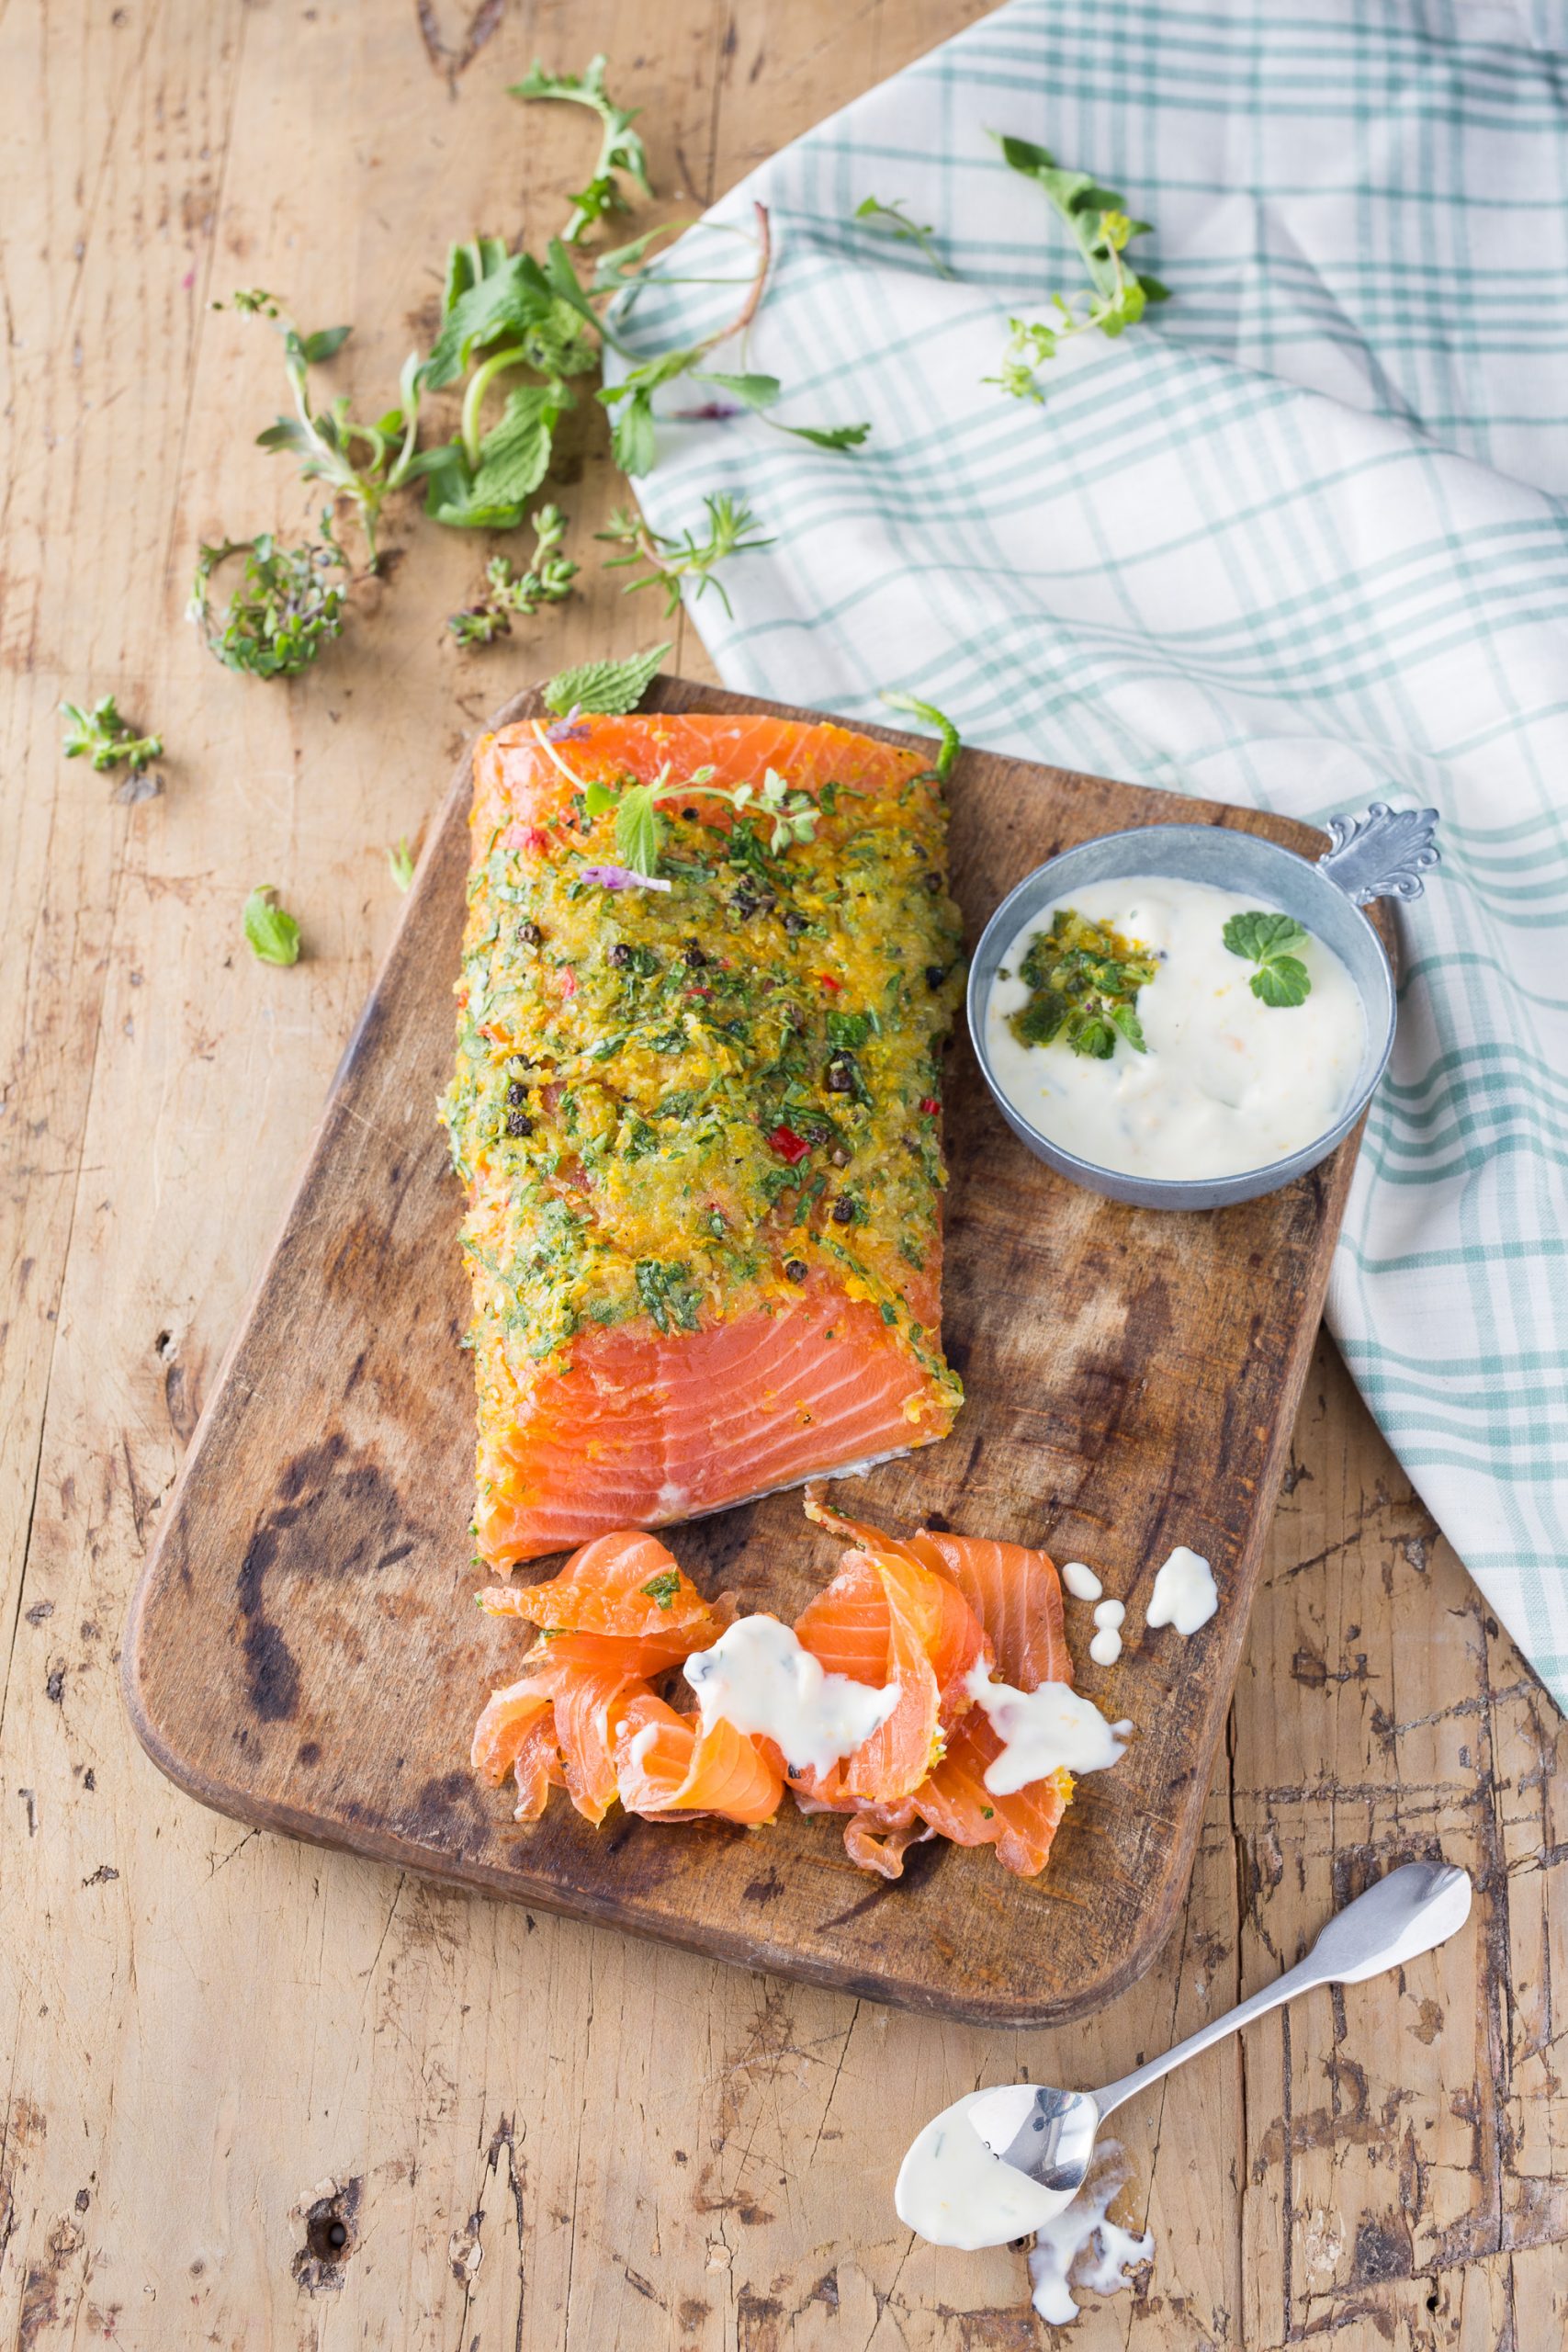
xmin=447 ymin=506 xmax=577 ymax=644
xmin=510 ymin=54 xmax=653 ymax=245
xmin=880 ymin=691 xmax=961 ymax=780
xmin=61 ymin=695 xmax=163 ymax=775
xmin=388 ymin=838 xmax=416 ymax=891
xmin=1223 ymin=910 xmax=1313 ymax=1006
xmin=543 ymin=640 xmax=671 ymax=715
xmin=985 ymin=133 xmax=1168 ymax=397
xmin=615 ymin=785 xmax=665 ymax=878
xmin=853 ymin=194 xmax=953 ymax=277
xmin=640 ymin=1568 xmax=682 ymax=1609
xmin=597 ymin=493 xmax=773 ymax=617
xmin=243 ymin=884 xmax=301 ymax=967
xmin=188 ymin=526 xmax=349 ymax=679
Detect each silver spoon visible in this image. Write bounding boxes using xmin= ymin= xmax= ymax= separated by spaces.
xmin=967 ymin=1860 xmax=1472 ymax=2194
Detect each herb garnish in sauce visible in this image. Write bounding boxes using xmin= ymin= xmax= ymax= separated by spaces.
xmin=1222 ymin=911 xmax=1313 ymax=1008
xmin=1009 ymin=908 xmax=1156 ymax=1058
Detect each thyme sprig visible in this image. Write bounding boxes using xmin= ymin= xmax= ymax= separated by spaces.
xmin=447 ymin=505 xmax=578 ymax=645
xmin=188 ymin=523 xmax=349 ymax=678
xmin=61 ymin=695 xmax=163 ymax=775
xmin=596 ymin=493 xmax=773 ymax=617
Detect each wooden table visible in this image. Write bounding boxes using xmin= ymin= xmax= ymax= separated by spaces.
xmin=3 ymin=5 xmax=1563 ymax=2346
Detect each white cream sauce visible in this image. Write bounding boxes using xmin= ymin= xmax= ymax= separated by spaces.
xmin=964 ymin=1661 xmax=1131 ymax=1793
xmin=1061 ymin=1561 xmax=1102 ymax=1601
xmin=895 ymin=2089 xmax=1077 ymax=2250
xmin=1145 ymin=1546 xmax=1219 ymax=1636
xmin=986 ymin=876 xmax=1366 ymax=1181
xmin=682 ymin=1615 xmax=899 ymax=1780
xmin=1028 ymin=2150 xmax=1155 ymax=2325
xmin=1088 ymin=1598 xmax=1124 ymax=1668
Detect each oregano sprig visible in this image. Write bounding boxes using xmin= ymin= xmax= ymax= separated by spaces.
xmin=61 ymin=695 xmax=163 ymax=775
xmin=985 ymin=135 xmax=1168 ymax=397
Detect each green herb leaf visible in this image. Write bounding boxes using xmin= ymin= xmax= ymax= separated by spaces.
xmin=1222 ymin=910 xmax=1314 ymax=1007
xmin=388 ymin=838 xmax=415 ymax=892
xmin=853 ymin=194 xmax=953 ymax=277
xmin=543 ymin=641 xmax=671 ymax=715
xmin=243 ymin=884 xmax=301 ymax=967
xmin=1010 ymin=907 xmax=1156 ymax=1057
xmin=1110 ymin=1001 xmax=1147 ymax=1053
xmin=188 ymin=527 xmax=348 ymax=680
xmin=984 ymin=132 xmax=1165 ymax=397
xmin=879 ymin=691 xmax=961 ymax=780
xmin=61 ymin=695 xmax=163 ymax=775
xmin=615 ymin=785 xmax=665 ymax=877
xmin=597 ymin=493 xmax=773 ymax=617
xmin=470 ymin=382 xmax=570 ymax=509
xmin=608 ymin=386 xmax=658 ymax=476
xmin=510 ymin=54 xmax=653 ymax=246
xmin=640 ymin=1568 xmax=682 ymax=1609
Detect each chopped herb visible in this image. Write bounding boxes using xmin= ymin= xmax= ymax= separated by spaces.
xmin=1223 ymin=910 xmax=1313 ymax=1007
xmin=388 ymin=837 xmax=416 ymax=891
xmin=243 ymin=884 xmax=302 ymax=967
xmin=640 ymin=1567 xmax=682 ymax=1610
xmin=635 ymin=1257 xmax=702 ymax=1333
xmin=1010 ymin=907 xmax=1157 ymax=1057
xmin=61 ymin=695 xmax=163 ymax=775
xmin=853 ymin=194 xmax=953 ymax=277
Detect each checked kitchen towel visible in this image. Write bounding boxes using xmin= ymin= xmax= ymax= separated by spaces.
xmin=610 ymin=0 xmax=1568 ymax=1711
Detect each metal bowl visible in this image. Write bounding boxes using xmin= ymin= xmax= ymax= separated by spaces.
xmin=965 ymin=803 xmax=1440 ymax=1211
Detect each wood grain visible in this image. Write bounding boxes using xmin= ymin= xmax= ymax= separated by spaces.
xmin=2 ymin=2 xmax=1562 ymax=2345
xmin=124 ymin=673 xmax=1365 ymax=2026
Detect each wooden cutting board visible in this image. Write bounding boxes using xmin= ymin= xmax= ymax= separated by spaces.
xmin=123 ymin=675 xmax=1370 ymax=2025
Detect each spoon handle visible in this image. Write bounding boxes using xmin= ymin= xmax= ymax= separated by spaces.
xmin=1093 ymin=1860 xmax=1471 ymax=2123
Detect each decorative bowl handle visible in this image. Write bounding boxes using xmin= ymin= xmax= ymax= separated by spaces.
xmin=1316 ymin=802 xmax=1441 ymax=905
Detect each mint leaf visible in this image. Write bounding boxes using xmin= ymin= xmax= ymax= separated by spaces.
xmin=543 ymin=642 xmax=671 ymax=716
xmin=470 ymin=382 xmax=569 ymax=509
xmin=243 ymin=885 xmax=301 ymax=967
xmin=1250 ymin=956 xmax=1311 ymax=1009
xmin=1223 ymin=910 xmax=1314 ymax=1006
xmin=510 ymin=55 xmax=653 ymax=247
xmin=1110 ymin=1001 xmax=1147 ymax=1053
xmin=418 ymin=254 xmax=555 ymax=390
xmin=880 ymin=691 xmax=961 ymax=780
xmin=614 ymin=785 xmax=664 ymax=876
xmin=609 ymin=387 xmax=658 ymax=476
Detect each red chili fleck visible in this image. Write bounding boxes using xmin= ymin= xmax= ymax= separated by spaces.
xmin=557 ymin=967 xmax=578 ymax=997
xmin=919 ymin=1096 xmax=940 ymax=1115
xmin=684 ymin=985 xmax=714 ymax=1000
xmin=767 ymin=1125 xmax=811 ymax=1166
xmin=504 ymin=821 xmax=549 ymax=854
xmin=818 ymin=973 xmax=843 ymax=992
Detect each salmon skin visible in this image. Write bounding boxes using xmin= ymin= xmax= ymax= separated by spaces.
xmin=469 ymin=1502 xmax=1075 ymax=1878
xmin=442 ymin=711 xmax=964 ymax=1566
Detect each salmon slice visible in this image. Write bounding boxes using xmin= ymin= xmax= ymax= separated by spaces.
xmin=477 ymin=1531 xmax=716 ymax=1639
xmin=614 ymin=1691 xmax=784 ymax=1824
xmin=447 ymin=711 xmax=965 ymax=1568
xmin=516 ymin=1590 xmax=734 ymax=1679
xmin=908 ymin=1530 xmax=1071 ymax=1691
xmin=913 ymin=1713 xmax=1072 ymax=1878
xmin=471 ymin=1678 xmax=555 ymax=1784
xmin=511 ymin=1713 xmax=568 ymax=1824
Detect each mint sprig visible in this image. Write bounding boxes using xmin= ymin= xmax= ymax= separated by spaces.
xmin=543 ymin=641 xmax=671 ymax=716
xmin=1223 ymin=910 xmax=1313 ymax=1007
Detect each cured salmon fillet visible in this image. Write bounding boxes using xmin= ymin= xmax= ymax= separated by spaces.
xmin=443 ymin=710 xmax=964 ymax=1566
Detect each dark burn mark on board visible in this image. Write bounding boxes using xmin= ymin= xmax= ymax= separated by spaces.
xmin=234 ymin=1434 xmax=425 ymax=1723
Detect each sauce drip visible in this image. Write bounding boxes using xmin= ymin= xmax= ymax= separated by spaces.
xmin=683 ymin=1614 xmax=899 ymax=1780
xmin=1027 ymin=2149 xmax=1154 ymax=2325
xmin=1145 ymin=1547 xmax=1218 ymax=1636
xmin=964 ymin=1661 xmax=1130 ymax=1793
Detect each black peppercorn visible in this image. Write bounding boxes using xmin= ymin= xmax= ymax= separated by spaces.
xmin=831 ymin=1195 xmax=856 ymax=1225
xmin=925 ymin=963 xmax=946 ymax=989
xmin=806 ymin=1124 xmax=831 ymax=1145
xmin=684 ymin=944 xmax=708 ymax=968
xmin=783 ymin=910 xmax=807 ymax=934
xmin=518 ymin=921 xmax=542 ymax=945
xmin=732 ymin=891 xmax=758 ymax=918
xmin=505 ymin=1110 xmax=533 ymax=1138
xmin=826 ymin=1058 xmax=853 ymax=1093
xmin=609 ymin=942 xmax=633 ymax=967
xmin=784 ymin=1258 xmax=808 ymax=1283
xmin=682 ymin=807 xmax=698 ymax=821
xmin=505 ymin=1080 xmax=525 ymax=1107
xmin=922 ymin=871 xmax=942 ymax=893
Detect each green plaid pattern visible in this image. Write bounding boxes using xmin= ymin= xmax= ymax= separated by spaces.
xmin=612 ymin=0 xmax=1568 ymax=1708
